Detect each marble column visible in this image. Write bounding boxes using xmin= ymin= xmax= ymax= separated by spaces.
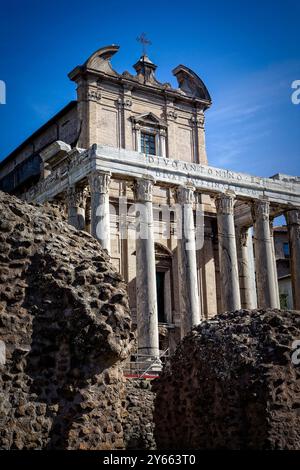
xmin=215 ymin=192 xmax=241 ymax=312
xmin=252 ymin=198 xmax=280 ymax=309
xmin=286 ymin=209 xmax=300 ymax=309
xmin=67 ymin=185 xmax=87 ymax=230
xmin=134 ymin=177 xmax=160 ymax=363
xmin=88 ymin=171 xmax=111 ymax=253
xmin=85 ymin=197 xmax=91 ymax=234
xmin=176 ymin=185 xmax=201 ymax=337
xmin=236 ymin=226 xmax=257 ymax=309
xmin=270 ymin=219 xmax=280 ymax=306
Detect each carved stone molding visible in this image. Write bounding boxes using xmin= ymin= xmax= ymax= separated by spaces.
xmin=190 ymin=114 xmax=205 ymax=127
xmin=252 ymin=198 xmax=270 ymax=222
xmin=159 ymin=128 xmax=167 ymax=137
xmin=166 ymin=110 xmax=178 ymax=120
xmin=176 ymin=185 xmax=195 ymax=205
xmin=215 ymin=192 xmax=236 ymax=215
xmin=133 ymin=123 xmax=141 ymax=132
xmin=117 ymin=97 xmax=132 ymax=109
xmin=87 ymin=89 xmax=102 ymax=102
xmin=134 ymin=177 xmax=155 ymax=203
xmin=67 ymin=185 xmax=89 ymax=208
xmin=88 ymin=171 xmax=111 ymax=194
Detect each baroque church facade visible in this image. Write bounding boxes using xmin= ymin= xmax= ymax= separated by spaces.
xmin=1 ymin=45 xmax=300 ymax=367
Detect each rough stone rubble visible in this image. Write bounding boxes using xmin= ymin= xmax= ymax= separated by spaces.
xmin=0 ymin=191 xmax=133 ymax=449
xmin=154 ymin=309 xmax=300 ymax=450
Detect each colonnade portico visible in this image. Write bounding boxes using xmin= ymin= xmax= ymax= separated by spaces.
xmin=25 ymin=143 xmax=300 ymax=359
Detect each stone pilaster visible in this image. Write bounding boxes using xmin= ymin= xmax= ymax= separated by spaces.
xmin=165 ymin=99 xmax=177 ymax=159
xmin=215 ymin=192 xmax=241 ymax=312
xmin=286 ymin=209 xmax=300 ymax=309
xmin=67 ymin=185 xmax=88 ymax=230
xmin=252 ymin=198 xmax=280 ymax=308
xmin=134 ymin=177 xmax=160 ymax=364
xmin=176 ymin=185 xmax=201 ymax=337
xmin=88 ymin=171 xmax=111 ymax=253
xmin=122 ymin=86 xmax=133 ymax=150
xmin=236 ymin=226 xmax=257 ymax=309
xmin=196 ymin=109 xmax=207 ymax=165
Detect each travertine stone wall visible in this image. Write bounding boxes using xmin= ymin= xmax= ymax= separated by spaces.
xmin=0 ymin=191 xmax=133 ymax=450
xmin=154 ymin=309 xmax=300 ymax=450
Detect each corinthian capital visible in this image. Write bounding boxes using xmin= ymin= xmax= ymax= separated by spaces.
xmin=176 ymin=185 xmax=195 ymax=205
xmin=215 ymin=192 xmax=236 ymax=215
xmin=286 ymin=209 xmax=300 ymax=226
xmin=252 ymin=197 xmax=270 ymax=222
xmin=88 ymin=171 xmax=111 ymax=194
xmin=67 ymin=185 xmax=88 ymax=208
xmin=134 ymin=177 xmax=155 ymax=202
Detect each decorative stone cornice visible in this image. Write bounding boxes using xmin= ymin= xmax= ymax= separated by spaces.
xmin=215 ymin=192 xmax=236 ymax=215
xmin=88 ymin=171 xmax=111 ymax=194
xmin=134 ymin=177 xmax=155 ymax=202
xmin=176 ymin=185 xmax=195 ymax=205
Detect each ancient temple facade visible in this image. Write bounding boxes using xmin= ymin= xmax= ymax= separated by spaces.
xmin=1 ymin=45 xmax=300 ymax=366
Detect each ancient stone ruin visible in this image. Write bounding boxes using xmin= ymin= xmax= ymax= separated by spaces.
xmin=154 ymin=309 xmax=300 ymax=450
xmin=0 ymin=191 xmax=133 ymax=450
xmin=2 ymin=190 xmax=300 ymax=450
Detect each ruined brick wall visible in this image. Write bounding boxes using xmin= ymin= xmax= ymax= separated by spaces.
xmin=123 ymin=379 xmax=156 ymax=450
xmin=154 ymin=309 xmax=300 ymax=450
xmin=0 ymin=191 xmax=133 ymax=449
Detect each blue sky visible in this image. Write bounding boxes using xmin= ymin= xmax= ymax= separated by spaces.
xmin=0 ymin=0 xmax=299 ymax=178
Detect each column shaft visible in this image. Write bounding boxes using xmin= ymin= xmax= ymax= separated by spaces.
xmin=215 ymin=192 xmax=241 ymax=312
xmin=176 ymin=185 xmax=201 ymax=337
xmin=88 ymin=171 xmax=111 ymax=253
xmin=252 ymin=198 xmax=280 ymax=308
xmin=236 ymin=226 xmax=257 ymax=309
xmin=134 ymin=178 xmax=160 ymax=361
xmin=286 ymin=210 xmax=300 ymax=309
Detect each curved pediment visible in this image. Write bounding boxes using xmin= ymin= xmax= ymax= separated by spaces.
xmin=84 ymin=45 xmax=120 ymax=75
xmin=131 ymin=112 xmax=167 ymax=128
xmin=155 ymin=242 xmax=173 ymax=258
xmin=172 ymin=64 xmax=211 ymax=102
